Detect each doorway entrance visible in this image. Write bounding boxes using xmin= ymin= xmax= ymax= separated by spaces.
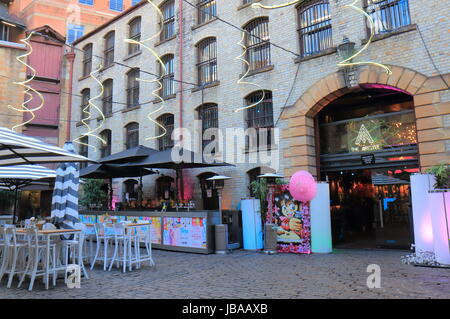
xmin=326 ymin=167 xmax=417 ymax=249
xmin=317 ymin=86 xmax=419 ymax=249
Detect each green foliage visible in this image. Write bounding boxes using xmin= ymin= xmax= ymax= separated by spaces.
xmin=250 ymin=178 xmax=287 ymax=224
xmin=79 ymin=179 xmax=108 ymax=208
xmin=426 ymin=164 xmax=450 ymax=190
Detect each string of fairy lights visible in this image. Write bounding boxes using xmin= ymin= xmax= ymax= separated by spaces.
xmin=5 ymin=0 xmax=446 ymax=151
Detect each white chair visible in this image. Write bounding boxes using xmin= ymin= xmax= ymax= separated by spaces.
xmin=61 ymin=224 xmax=89 ymax=279
xmin=91 ymin=223 xmax=114 ymax=271
xmin=0 ymin=226 xmax=28 ymax=288
xmin=135 ymin=224 xmax=155 ymax=268
xmin=108 ymin=223 xmax=130 ymax=272
xmin=18 ymin=227 xmax=58 ymax=291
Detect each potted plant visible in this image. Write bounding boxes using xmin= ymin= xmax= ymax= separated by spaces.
xmin=426 ymin=164 xmax=450 ymax=265
xmin=79 ymin=179 xmax=108 ymax=211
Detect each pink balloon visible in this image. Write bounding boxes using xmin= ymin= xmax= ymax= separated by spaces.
xmin=289 ymin=170 xmax=317 ymax=202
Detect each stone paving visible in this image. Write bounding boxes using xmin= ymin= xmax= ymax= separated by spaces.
xmin=0 ymin=249 xmax=449 ymax=299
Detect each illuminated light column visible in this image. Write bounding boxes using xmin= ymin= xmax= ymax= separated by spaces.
xmin=310 ymin=182 xmax=332 ymax=253
xmin=429 ymin=190 xmax=450 ymax=265
xmin=410 ymin=174 xmax=435 ymax=252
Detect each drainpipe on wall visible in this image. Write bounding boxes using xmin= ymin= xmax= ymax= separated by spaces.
xmin=65 ymin=48 xmax=76 ymax=143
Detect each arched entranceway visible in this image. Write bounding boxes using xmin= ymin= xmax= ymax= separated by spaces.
xmin=281 ymin=65 xmax=448 ymax=249
xmin=198 ymin=172 xmax=219 ymax=210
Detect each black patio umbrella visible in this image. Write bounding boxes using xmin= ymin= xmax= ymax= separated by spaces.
xmin=122 ymin=147 xmax=234 ymax=202
xmin=99 ymin=145 xmax=158 ymax=164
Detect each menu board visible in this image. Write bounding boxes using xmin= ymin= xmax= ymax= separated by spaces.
xmin=163 ymin=217 xmax=207 ymax=249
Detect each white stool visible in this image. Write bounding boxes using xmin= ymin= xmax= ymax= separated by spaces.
xmin=91 ymin=223 xmax=114 ymax=271
xmin=0 ymin=226 xmax=28 ymax=288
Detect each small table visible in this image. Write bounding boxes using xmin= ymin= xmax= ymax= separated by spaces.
xmin=17 ymin=228 xmax=83 ymax=290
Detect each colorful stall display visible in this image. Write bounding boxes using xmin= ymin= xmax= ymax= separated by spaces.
xmin=79 ymin=214 xmax=96 ymax=224
xmin=270 ymin=185 xmax=311 ymax=254
xmin=163 ymin=217 xmax=207 ymax=249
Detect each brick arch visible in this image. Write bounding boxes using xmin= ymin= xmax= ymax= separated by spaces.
xmin=281 ymin=65 xmax=450 ymax=178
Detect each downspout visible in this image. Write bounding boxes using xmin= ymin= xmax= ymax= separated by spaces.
xmin=178 ymin=0 xmax=185 ymax=201
xmin=65 ymin=48 xmax=76 ymax=143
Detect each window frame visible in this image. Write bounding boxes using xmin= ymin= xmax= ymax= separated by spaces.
xmin=243 ymin=17 xmax=271 ymax=72
xmin=80 ymin=88 xmax=90 ymax=121
xmin=157 ymin=114 xmax=175 ymax=151
xmin=102 ymin=79 xmax=113 ymax=116
xmin=245 ymin=90 xmax=275 ymax=151
xmin=104 ymin=31 xmax=115 ymax=67
xmin=100 ymin=129 xmax=112 ymax=158
xmin=159 ymin=54 xmax=175 ymax=98
xmin=82 ymin=43 xmax=93 ymax=77
xmin=297 ymin=0 xmax=333 ymax=57
xmin=197 ymin=103 xmax=218 ymax=152
xmin=125 ymin=122 xmax=139 ymax=149
xmin=128 ymin=17 xmax=141 ymax=55
xmin=197 ymin=0 xmax=217 ymax=25
xmin=364 ymin=0 xmax=411 ymax=35
xmin=196 ymin=37 xmax=217 ymax=86
xmin=160 ymin=0 xmax=175 ymax=41
xmin=126 ymin=68 xmax=140 ymax=109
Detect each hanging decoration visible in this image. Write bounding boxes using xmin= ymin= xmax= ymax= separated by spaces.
xmin=234 ymin=31 xmax=265 ymax=113
xmin=8 ymin=31 xmax=45 ymax=132
xmin=73 ymin=65 xmax=107 ymax=151
xmin=289 ymin=170 xmax=317 ymax=203
xmin=337 ymin=0 xmax=392 ymax=74
xmin=124 ymin=0 xmax=167 ymax=141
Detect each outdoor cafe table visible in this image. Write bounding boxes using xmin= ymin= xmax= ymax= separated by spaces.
xmin=16 ymin=228 xmax=83 ymax=290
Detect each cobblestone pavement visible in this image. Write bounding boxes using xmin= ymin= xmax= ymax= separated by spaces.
xmin=0 ymin=249 xmax=449 ymax=299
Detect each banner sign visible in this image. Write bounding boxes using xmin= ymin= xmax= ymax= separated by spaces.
xmin=269 ymin=185 xmax=311 ymax=254
xmin=163 ymin=217 xmax=207 ymax=249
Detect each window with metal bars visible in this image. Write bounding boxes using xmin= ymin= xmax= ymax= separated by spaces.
xmin=365 ymin=0 xmax=411 ymax=35
xmin=245 ymin=91 xmax=274 ymax=151
xmin=104 ymin=31 xmax=115 ymax=67
xmin=160 ymin=0 xmax=175 ymax=41
xmin=197 ymin=103 xmax=218 ymax=153
xmin=157 ymin=114 xmax=174 ymax=151
xmin=80 ymin=89 xmax=90 ymax=121
xmin=79 ymin=136 xmax=89 ymax=169
xmin=128 ymin=17 xmax=141 ymax=55
xmin=297 ymin=0 xmax=333 ymax=57
xmin=197 ymin=0 xmax=216 ymax=25
xmin=0 ymin=24 xmax=9 ymax=41
xmin=100 ymin=130 xmax=112 ymax=158
xmin=125 ymin=122 xmax=139 ymax=149
xmin=197 ymin=38 xmax=217 ymax=86
xmin=160 ymin=54 xmax=175 ymax=97
xmin=82 ymin=44 xmax=92 ymax=77
xmin=126 ymin=68 xmax=140 ymax=108
xmin=244 ymin=17 xmax=271 ymax=72
xmin=102 ymin=79 xmax=113 ymax=116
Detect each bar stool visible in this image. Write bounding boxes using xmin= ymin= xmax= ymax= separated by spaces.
xmin=61 ymin=224 xmax=89 ymax=279
xmin=0 ymin=226 xmax=28 ymax=288
xmin=17 ymin=227 xmax=58 ymax=291
xmin=108 ymin=223 xmax=131 ymax=272
xmin=91 ymin=223 xmax=114 ymax=271
xmin=134 ymin=224 xmax=155 ymax=268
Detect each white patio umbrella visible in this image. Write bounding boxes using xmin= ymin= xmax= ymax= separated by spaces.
xmin=0 ymin=127 xmax=91 ymax=166
xmin=51 ymin=142 xmax=81 ymax=229
xmin=0 ymin=165 xmax=56 ymax=223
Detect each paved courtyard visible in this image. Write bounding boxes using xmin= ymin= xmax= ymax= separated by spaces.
xmin=0 ymin=249 xmax=449 ymax=299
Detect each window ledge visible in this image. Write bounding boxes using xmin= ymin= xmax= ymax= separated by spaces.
xmin=121 ymin=106 xmax=141 ymax=113
xmin=97 ymin=114 xmax=113 ymax=121
xmin=123 ymin=50 xmax=142 ymax=62
xmin=362 ymin=24 xmax=417 ymax=44
xmin=240 ymin=65 xmax=274 ymax=79
xmin=99 ymin=63 xmax=115 ymax=72
xmin=78 ymin=74 xmax=91 ymax=82
xmin=153 ymin=94 xmax=177 ymax=104
xmin=294 ymin=47 xmax=337 ymax=63
xmin=191 ymin=17 xmax=218 ymax=31
xmin=191 ymin=81 xmax=220 ymax=93
xmin=155 ymin=34 xmax=177 ymax=47
xmin=237 ymin=0 xmax=262 ymax=11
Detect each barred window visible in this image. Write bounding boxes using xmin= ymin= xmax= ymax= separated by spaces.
xmin=80 ymin=89 xmax=90 ymax=121
xmin=365 ymin=0 xmax=411 ymax=34
xmin=197 ymin=37 xmax=217 ymax=86
xmin=104 ymin=31 xmax=115 ymax=67
xmin=82 ymin=44 xmax=92 ymax=77
xmin=297 ymin=0 xmax=332 ymax=57
xmin=79 ymin=136 xmax=89 ymax=169
xmin=245 ymin=91 xmax=274 ymax=150
xmin=160 ymin=0 xmax=175 ymax=41
xmin=102 ymin=79 xmax=113 ymax=116
xmin=160 ymin=54 xmax=175 ymax=98
xmin=0 ymin=24 xmax=9 ymax=41
xmin=247 ymin=167 xmax=261 ymax=197
xmin=100 ymin=129 xmax=112 ymax=158
xmin=244 ymin=17 xmax=271 ymax=72
xmin=198 ymin=0 xmax=216 ymax=25
xmin=197 ymin=103 xmax=218 ymax=152
xmin=125 ymin=122 xmax=139 ymax=149
xmin=157 ymin=114 xmax=174 ymax=151
xmin=126 ymin=68 xmax=140 ymax=109
xmin=128 ymin=17 xmax=141 ymax=55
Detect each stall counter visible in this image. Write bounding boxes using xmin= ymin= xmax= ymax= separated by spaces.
xmin=80 ymin=210 xmax=221 ymax=254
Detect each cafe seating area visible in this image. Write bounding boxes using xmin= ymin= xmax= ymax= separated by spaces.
xmin=0 ymin=218 xmax=155 ymax=291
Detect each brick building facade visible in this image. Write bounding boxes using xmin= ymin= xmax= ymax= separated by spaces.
xmin=71 ymin=0 xmax=449 ymax=218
